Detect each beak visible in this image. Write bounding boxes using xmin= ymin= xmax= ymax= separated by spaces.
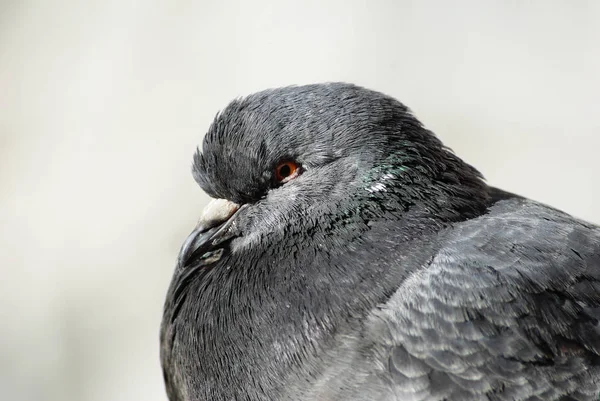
xmin=178 ymin=199 xmax=242 ymax=267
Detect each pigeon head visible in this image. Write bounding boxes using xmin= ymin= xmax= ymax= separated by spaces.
xmin=187 ymin=83 xmax=488 ymax=259
xmin=194 ymin=83 xmax=406 ymax=205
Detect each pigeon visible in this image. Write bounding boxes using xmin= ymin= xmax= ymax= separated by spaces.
xmin=160 ymin=83 xmax=600 ymax=401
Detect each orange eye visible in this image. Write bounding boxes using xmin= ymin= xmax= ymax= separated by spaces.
xmin=274 ymin=161 xmax=300 ymax=182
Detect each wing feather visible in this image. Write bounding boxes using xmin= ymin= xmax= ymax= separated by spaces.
xmin=368 ymin=200 xmax=600 ymax=401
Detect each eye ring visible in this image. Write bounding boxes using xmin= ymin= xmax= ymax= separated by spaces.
xmin=274 ymin=160 xmax=301 ymax=183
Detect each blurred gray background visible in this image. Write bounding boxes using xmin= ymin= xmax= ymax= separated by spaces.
xmin=0 ymin=1 xmax=598 ymax=400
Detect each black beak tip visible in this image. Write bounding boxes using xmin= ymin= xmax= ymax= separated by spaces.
xmin=178 ymin=226 xmax=219 ymax=267
xmin=178 ymin=202 xmax=245 ymax=268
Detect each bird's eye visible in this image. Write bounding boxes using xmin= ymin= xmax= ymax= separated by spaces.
xmin=274 ymin=161 xmax=300 ymax=183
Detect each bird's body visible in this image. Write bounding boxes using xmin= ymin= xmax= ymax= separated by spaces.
xmin=161 ymin=83 xmax=600 ymax=400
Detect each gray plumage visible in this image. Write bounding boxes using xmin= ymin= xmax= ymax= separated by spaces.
xmin=160 ymin=83 xmax=600 ymax=401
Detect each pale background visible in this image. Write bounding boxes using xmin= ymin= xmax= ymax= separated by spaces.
xmin=1 ymin=1 xmax=599 ymax=400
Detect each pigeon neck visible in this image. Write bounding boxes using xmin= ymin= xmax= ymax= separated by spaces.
xmin=356 ymin=151 xmax=490 ymax=225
